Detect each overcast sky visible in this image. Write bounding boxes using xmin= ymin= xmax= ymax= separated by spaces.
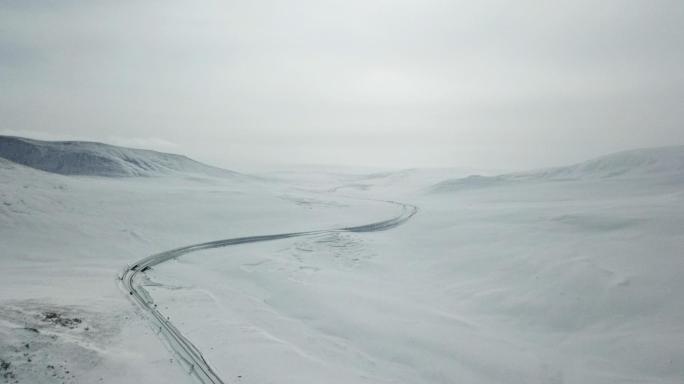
xmin=1 ymin=0 xmax=683 ymax=171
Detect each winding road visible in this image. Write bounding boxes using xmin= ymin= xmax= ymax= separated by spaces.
xmin=119 ymin=200 xmax=417 ymax=384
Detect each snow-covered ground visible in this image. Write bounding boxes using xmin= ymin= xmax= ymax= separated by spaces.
xmin=1 ymin=139 xmax=683 ymax=383
xmin=0 ymin=142 xmax=397 ymax=384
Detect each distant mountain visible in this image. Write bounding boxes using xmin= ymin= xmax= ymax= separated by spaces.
xmin=431 ymin=145 xmax=684 ymax=193
xmin=0 ymin=136 xmax=241 ymax=177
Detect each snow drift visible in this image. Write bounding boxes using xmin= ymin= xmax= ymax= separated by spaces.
xmin=0 ymin=135 xmax=241 ymax=177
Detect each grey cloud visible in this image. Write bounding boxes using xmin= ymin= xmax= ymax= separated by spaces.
xmin=1 ymin=0 xmax=683 ymax=170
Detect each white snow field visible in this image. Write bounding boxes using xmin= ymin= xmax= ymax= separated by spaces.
xmin=1 ymin=138 xmax=683 ymax=384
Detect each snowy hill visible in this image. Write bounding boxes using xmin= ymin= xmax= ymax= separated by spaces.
xmin=0 ymin=135 xmax=241 ymax=177
xmin=523 ymin=145 xmax=684 ymax=180
xmin=432 ymin=145 xmax=684 ymax=192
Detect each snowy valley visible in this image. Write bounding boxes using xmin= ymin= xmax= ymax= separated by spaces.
xmin=1 ymin=136 xmax=683 ymax=384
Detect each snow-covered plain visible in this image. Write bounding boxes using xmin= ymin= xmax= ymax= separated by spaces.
xmin=1 ymin=138 xmax=683 ymax=383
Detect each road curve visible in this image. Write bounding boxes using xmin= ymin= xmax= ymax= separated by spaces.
xmin=119 ymin=200 xmax=417 ymax=384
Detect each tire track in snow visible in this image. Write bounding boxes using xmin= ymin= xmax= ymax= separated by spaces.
xmin=119 ymin=200 xmax=417 ymax=384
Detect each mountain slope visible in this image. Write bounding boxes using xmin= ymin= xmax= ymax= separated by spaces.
xmin=0 ymin=136 xmax=240 ymax=177
xmin=432 ymin=145 xmax=684 ymax=192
